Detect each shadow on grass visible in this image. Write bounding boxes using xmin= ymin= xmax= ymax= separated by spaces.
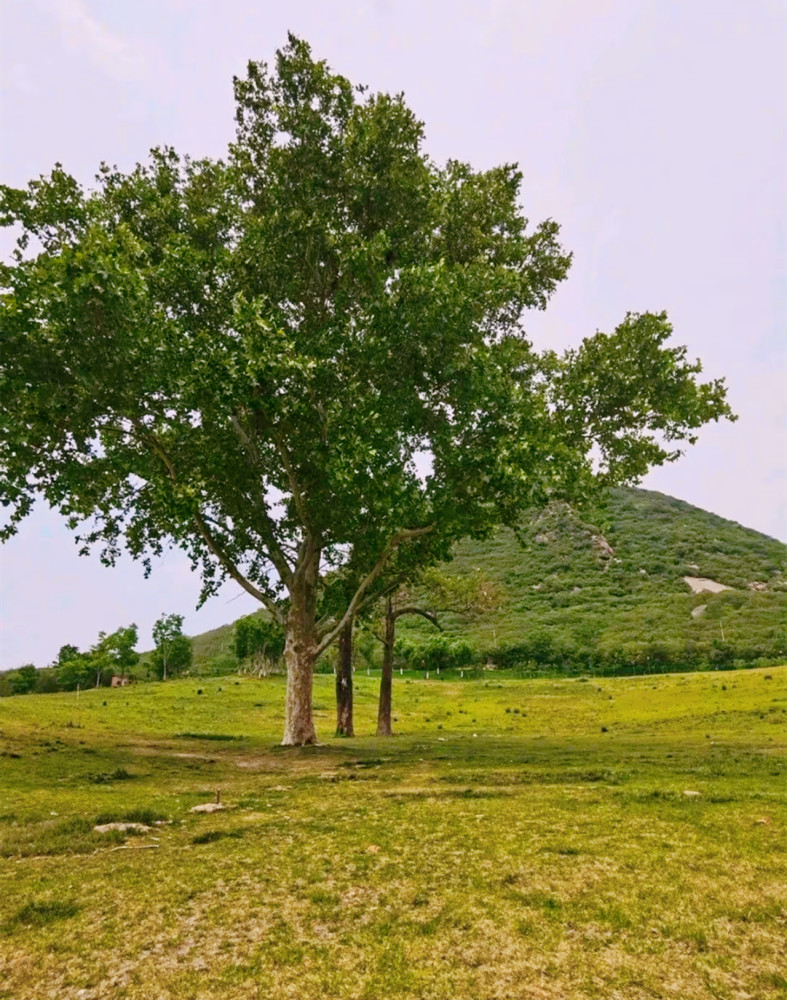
xmin=2 ymin=900 xmax=80 ymax=933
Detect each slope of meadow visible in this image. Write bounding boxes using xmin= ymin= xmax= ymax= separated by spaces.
xmin=1 ymin=667 xmax=785 ymax=999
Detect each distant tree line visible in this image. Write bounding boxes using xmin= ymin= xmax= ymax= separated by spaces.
xmin=393 ymin=631 xmax=786 ymax=676
xmin=0 ymin=613 xmax=192 ymax=696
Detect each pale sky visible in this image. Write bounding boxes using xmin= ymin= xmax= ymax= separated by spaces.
xmin=1 ymin=0 xmax=785 ymax=669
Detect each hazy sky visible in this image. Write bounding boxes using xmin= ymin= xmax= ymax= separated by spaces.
xmin=1 ymin=0 xmax=785 ymax=668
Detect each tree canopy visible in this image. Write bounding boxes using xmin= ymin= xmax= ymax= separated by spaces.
xmin=151 ymin=612 xmax=192 ymax=680
xmin=0 ymin=35 xmax=733 ymax=743
xmin=51 ymin=625 xmax=138 ymax=689
xmin=234 ymin=614 xmax=286 ymax=676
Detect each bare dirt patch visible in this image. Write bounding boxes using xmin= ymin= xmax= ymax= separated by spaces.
xmin=683 ymin=575 xmax=731 ymax=594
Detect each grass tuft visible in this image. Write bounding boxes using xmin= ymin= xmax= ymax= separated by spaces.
xmin=174 ymin=732 xmax=240 ymax=741
xmin=89 ymin=767 xmax=136 ymax=783
xmin=93 ymin=808 xmax=167 ymax=826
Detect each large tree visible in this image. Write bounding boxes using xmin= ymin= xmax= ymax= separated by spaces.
xmin=0 ymin=36 xmax=732 ymax=744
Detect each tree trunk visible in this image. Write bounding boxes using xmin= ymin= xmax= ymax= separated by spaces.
xmin=376 ymin=596 xmax=396 ymax=736
xmin=335 ymin=620 xmax=354 ymax=736
xmin=282 ymin=545 xmax=320 ymax=746
xmin=283 ymin=640 xmax=316 ymax=745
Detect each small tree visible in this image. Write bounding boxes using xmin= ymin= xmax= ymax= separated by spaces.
xmin=152 ymin=613 xmax=188 ymax=680
xmin=8 ymin=664 xmax=37 ymax=695
xmin=335 ymin=620 xmax=354 ymax=737
xmin=152 ymin=634 xmax=192 ymax=680
xmin=56 ymin=644 xmax=80 ymax=665
xmin=234 ymin=614 xmax=285 ymax=676
xmin=56 ymin=650 xmax=93 ymax=691
xmin=92 ymin=625 xmax=139 ymax=686
xmin=374 ymin=568 xmax=502 ymax=734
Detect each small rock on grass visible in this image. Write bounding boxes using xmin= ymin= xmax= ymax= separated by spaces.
xmin=683 ymin=790 xmax=702 ymax=798
xmin=94 ymin=822 xmax=151 ymax=833
xmin=190 ymin=802 xmax=226 ymax=814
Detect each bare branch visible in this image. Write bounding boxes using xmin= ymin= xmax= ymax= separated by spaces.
xmin=230 ymin=413 xmax=259 ymax=461
xmin=256 ymin=413 xmax=312 ymax=531
xmin=192 ymin=510 xmax=284 ymax=622
xmin=369 ymin=606 xmax=440 ymax=648
xmin=393 ymin=606 xmax=442 ymax=630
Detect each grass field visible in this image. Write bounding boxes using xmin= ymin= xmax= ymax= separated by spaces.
xmin=1 ymin=667 xmax=785 ymax=999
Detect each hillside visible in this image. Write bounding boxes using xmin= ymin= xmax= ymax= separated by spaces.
xmin=179 ymin=488 xmax=785 ymax=676
xmin=397 ymin=487 xmax=786 ymax=670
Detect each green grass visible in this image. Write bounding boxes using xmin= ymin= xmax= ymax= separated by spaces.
xmin=1 ymin=667 xmax=785 ymax=998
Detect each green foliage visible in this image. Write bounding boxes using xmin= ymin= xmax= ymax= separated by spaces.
xmin=7 ymin=664 xmax=37 ymax=695
xmin=90 ymin=625 xmax=139 ymax=686
xmin=0 ymin=35 xmax=732 ymax=740
xmin=56 ymin=645 xmax=79 ymax=665
xmin=151 ymin=634 xmax=192 ymax=680
xmin=151 ymin=613 xmax=184 ymax=680
xmin=550 ymin=312 xmax=734 ymax=483
xmin=398 ymin=487 xmax=786 ymax=674
xmin=54 ymin=654 xmax=94 ymax=692
xmin=419 ymin=566 xmax=504 ymax=617
xmin=234 ymin=614 xmax=285 ymax=676
xmin=151 ymin=613 xmax=191 ymax=680
xmin=1 ymin=625 xmax=139 ymax=694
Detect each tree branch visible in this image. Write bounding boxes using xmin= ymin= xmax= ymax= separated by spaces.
xmin=393 ymin=607 xmax=442 ymax=629
xmin=257 ymin=414 xmax=312 ymax=531
xmin=191 ymin=510 xmax=285 ymax=622
xmin=132 ymin=420 xmax=284 ymax=622
xmin=229 ymin=412 xmax=294 ymax=587
xmin=369 ymin=607 xmax=440 ymax=647
xmin=314 ymin=525 xmax=434 ymax=655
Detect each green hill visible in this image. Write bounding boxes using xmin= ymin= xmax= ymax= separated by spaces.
xmin=182 ymin=488 xmax=786 ymax=677
xmin=396 ymin=487 xmax=786 ymax=672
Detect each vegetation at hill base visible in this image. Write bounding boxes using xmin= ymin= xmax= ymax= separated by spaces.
xmin=141 ymin=487 xmax=785 ymax=683
xmin=0 ymin=625 xmax=142 ymax=696
xmin=0 ymin=667 xmax=784 ymax=999
xmin=398 ymin=487 xmax=786 ymax=674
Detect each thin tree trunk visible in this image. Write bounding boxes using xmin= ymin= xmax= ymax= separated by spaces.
xmin=376 ymin=596 xmax=395 ymax=736
xmin=335 ymin=620 xmax=354 ymax=737
xmin=282 ymin=544 xmax=320 ymax=746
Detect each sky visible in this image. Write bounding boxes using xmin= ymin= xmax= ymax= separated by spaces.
xmin=1 ymin=0 xmax=785 ymax=668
